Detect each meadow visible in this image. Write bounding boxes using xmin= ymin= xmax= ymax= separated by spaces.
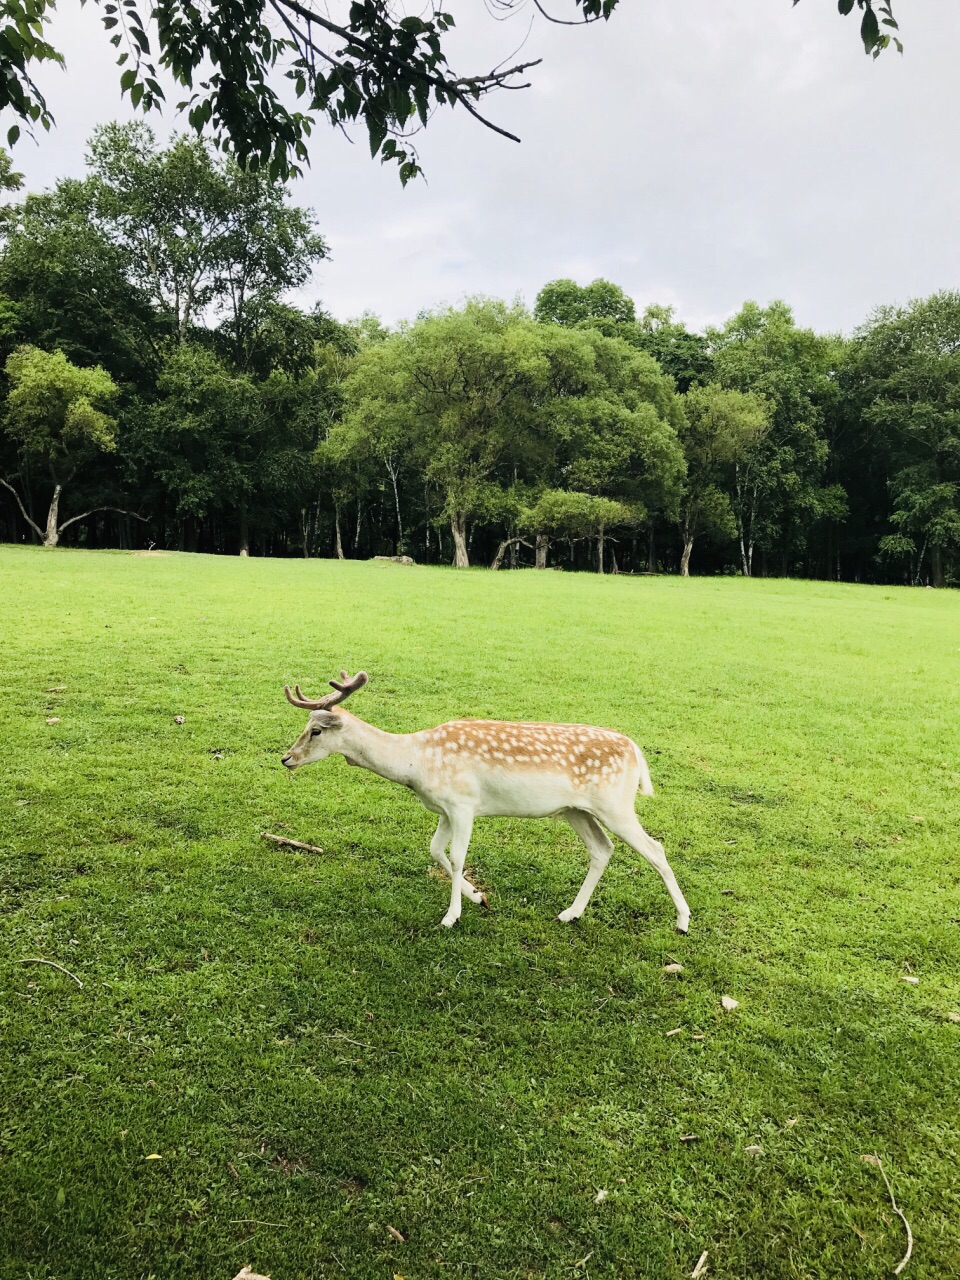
xmin=1 ymin=546 xmax=959 ymax=1280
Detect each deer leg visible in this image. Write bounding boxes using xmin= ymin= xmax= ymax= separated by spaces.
xmin=598 ymin=810 xmax=690 ymax=934
xmin=559 ymin=809 xmax=614 ymax=922
xmin=440 ymin=808 xmax=474 ymax=929
xmin=430 ymin=816 xmax=485 ymax=906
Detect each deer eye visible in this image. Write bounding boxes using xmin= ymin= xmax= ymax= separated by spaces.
xmin=310 ymin=727 xmax=323 ymax=737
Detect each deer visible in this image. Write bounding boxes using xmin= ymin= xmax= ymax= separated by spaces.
xmin=281 ymin=671 xmax=690 ymax=933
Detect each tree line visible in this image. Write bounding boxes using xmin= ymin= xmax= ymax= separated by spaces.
xmin=0 ymin=124 xmax=957 ymax=586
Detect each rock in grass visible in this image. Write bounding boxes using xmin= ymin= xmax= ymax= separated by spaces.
xmin=663 ymin=963 xmax=684 ymax=974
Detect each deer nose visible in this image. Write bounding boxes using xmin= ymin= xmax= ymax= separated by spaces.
xmin=281 ymin=755 xmax=294 ymax=768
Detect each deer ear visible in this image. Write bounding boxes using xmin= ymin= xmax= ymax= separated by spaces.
xmin=312 ymin=710 xmax=343 ymax=730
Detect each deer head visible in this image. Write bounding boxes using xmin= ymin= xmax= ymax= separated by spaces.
xmin=281 ymin=670 xmax=368 ymax=769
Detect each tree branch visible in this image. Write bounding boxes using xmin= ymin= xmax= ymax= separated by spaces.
xmin=0 ymin=476 xmax=43 ymax=539
xmin=57 ymin=507 xmax=151 ymax=535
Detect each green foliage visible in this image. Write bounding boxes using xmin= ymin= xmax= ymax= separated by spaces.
xmin=849 ymin=292 xmax=960 ymax=585
xmin=2 ymin=551 xmax=959 ymax=1278
xmin=534 ymin=277 xmax=636 ymax=328
xmin=4 ymin=344 xmax=117 ymax=461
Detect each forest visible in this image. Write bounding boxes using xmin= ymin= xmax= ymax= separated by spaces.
xmin=0 ymin=123 xmax=957 ymax=586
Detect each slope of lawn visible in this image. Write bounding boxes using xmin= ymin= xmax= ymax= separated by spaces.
xmin=1 ymin=545 xmax=959 ymax=1280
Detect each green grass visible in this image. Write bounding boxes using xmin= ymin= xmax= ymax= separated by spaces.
xmin=2 ymin=547 xmax=959 ymax=1280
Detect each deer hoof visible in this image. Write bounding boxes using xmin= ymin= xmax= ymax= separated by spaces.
xmin=557 ymin=908 xmax=580 ymax=923
xmin=479 ymin=893 xmax=490 ymax=910
xmin=676 ymin=918 xmax=690 ymax=935
xmin=440 ymin=913 xmax=460 ymax=929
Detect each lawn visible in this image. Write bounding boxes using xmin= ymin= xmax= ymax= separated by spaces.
xmin=1 ymin=546 xmax=959 ymax=1280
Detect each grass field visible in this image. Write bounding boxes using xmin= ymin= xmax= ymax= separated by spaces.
xmin=2 ymin=546 xmax=959 ymax=1280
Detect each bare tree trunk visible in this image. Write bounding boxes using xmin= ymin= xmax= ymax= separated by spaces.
xmin=647 ymin=524 xmax=657 ymax=573
xmin=334 ymin=506 xmax=345 ymax=560
xmin=450 ymin=511 xmax=469 ymax=568
xmin=680 ymin=536 xmax=694 ymax=577
xmin=535 ymin=532 xmax=548 ymax=569
xmin=239 ymin=504 xmax=249 ymax=557
xmin=386 ymin=460 xmax=404 ymax=554
xmin=597 ymin=524 xmax=605 ymax=574
xmin=491 ymin=537 xmax=530 ymax=570
xmin=44 ymin=484 xmax=62 ymax=548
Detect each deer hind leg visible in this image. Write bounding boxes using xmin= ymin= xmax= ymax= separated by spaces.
xmin=440 ymin=807 xmax=475 ymax=929
xmin=558 ymin=809 xmax=614 ymax=922
xmin=430 ymin=816 xmax=486 ymax=907
xmin=598 ymin=810 xmax=690 ymax=934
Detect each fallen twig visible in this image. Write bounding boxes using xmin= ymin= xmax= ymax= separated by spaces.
xmin=261 ymin=831 xmax=325 ymax=855
xmin=691 ymin=1250 xmax=709 ymax=1279
xmin=19 ymin=958 xmax=83 ymax=988
xmin=861 ymin=1154 xmax=913 ymax=1275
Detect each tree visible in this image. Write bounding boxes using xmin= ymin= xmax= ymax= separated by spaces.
xmin=677 ymin=383 xmax=769 ymax=576
xmin=84 ymin=123 xmax=326 ymax=349
xmin=0 ymin=2 xmax=901 ymax=182
xmin=708 ymin=300 xmax=844 ymax=576
xmin=0 ymin=344 xmax=133 ymax=547
xmin=340 ymin=300 xmax=560 ymax=568
xmin=850 ymin=292 xmax=960 ymax=587
xmin=523 ymin=489 xmax=636 ymax=573
xmin=633 ymin=304 xmax=712 ymax=394
xmin=534 ymin=278 xmax=635 ymax=328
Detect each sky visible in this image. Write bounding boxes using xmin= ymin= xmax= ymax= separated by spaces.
xmin=7 ymin=1 xmax=960 ymax=335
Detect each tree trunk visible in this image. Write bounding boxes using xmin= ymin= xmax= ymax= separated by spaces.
xmin=334 ymin=507 xmax=345 ymax=559
xmin=450 ymin=511 xmax=469 ymax=568
xmin=680 ymin=536 xmax=694 ymax=577
xmin=491 ymin=537 xmax=529 ymax=570
xmin=43 ymin=484 xmax=62 ymax=548
xmin=239 ymin=504 xmax=250 ymax=557
xmin=931 ymin=543 xmax=945 ymax=588
xmin=647 ymin=524 xmax=657 ymax=573
xmin=535 ymin=532 xmax=548 ymax=569
xmin=597 ymin=524 xmax=605 ymax=574
xmin=387 ymin=461 xmax=404 ymax=554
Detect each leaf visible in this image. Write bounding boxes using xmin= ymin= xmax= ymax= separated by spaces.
xmin=120 ymin=68 xmax=136 ymax=91
xmin=838 ymin=0 xmax=855 ymax=14
xmin=744 ymin=1144 xmax=764 ymax=1157
xmin=720 ymin=995 xmax=739 ymax=1012
xmin=900 ymin=975 xmax=919 ymax=985
xmin=594 ymin=1188 xmax=607 ymax=1203
xmin=860 ymin=1153 xmax=882 ymax=1167
xmin=663 ymin=963 xmax=684 ymax=974
xmin=666 ymin=1027 xmax=682 ymax=1037
xmin=144 ymin=1153 xmax=162 ymax=1159
xmin=7 ymin=124 xmax=19 ymax=147
xmin=386 ymin=1225 xmax=405 ymax=1243
xmin=45 ymin=716 xmax=60 ymax=724
xmin=946 ymin=1012 xmax=960 ymax=1023
xmin=861 ymin=6 xmax=880 ymax=51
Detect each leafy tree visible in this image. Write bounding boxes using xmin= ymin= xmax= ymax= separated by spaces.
xmin=0 ymin=179 xmax=160 ymax=380
xmin=85 ymin=123 xmax=325 ymax=349
xmin=523 ymin=488 xmax=636 ymax=573
xmin=0 ymin=344 xmax=133 ymax=546
xmin=633 ymin=304 xmax=712 ymax=394
xmin=708 ymin=300 xmax=844 ymax=576
xmin=850 ymin=292 xmax=960 ymax=587
xmin=677 ymin=383 xmax=769 ymax=576
xmin=534 ymin=278 xmax=635 ymax=328
xmin=0 ymin=1 xmax=899 ymax=181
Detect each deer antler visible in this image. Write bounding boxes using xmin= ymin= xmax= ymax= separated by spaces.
xmin=284 ymin=670 xmax=368 ymax=710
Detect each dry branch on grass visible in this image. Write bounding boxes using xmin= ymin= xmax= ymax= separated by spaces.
xmin=861 ymin=1154 xmax=913 ymax=1274
xmin=19 ymin=958 xmax=83 ymax=987
xmin=260 ymin=831 xmax=325 ymax=855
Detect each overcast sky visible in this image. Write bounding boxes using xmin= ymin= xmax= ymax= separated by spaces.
xmin=8 ymin=1 xmax=959 ymax=335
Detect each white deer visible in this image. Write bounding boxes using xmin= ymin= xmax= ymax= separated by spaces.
xmin=281 ymin=671 xmax=689 ymax=933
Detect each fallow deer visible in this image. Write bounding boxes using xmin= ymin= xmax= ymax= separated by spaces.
xmin=281 ymin=671 xmax=689 ymax=932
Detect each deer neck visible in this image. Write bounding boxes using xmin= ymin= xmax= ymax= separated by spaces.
xmin=336 ymin=713 xmax=417 ymax=788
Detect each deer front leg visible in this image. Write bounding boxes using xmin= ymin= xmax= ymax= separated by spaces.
xmin=440 ymin=807 xmax=474 ymax=929
xmin=430 ymin=817 xmax=486 ymax=907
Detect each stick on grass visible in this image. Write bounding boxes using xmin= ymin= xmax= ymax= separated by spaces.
xmin=260 ymin=831 xmax=325 ymax=855
xmin=19 ymin=958 xmax=83 ymax=988
xmin=861 ymin=1154 xmax=913 ymax=1274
